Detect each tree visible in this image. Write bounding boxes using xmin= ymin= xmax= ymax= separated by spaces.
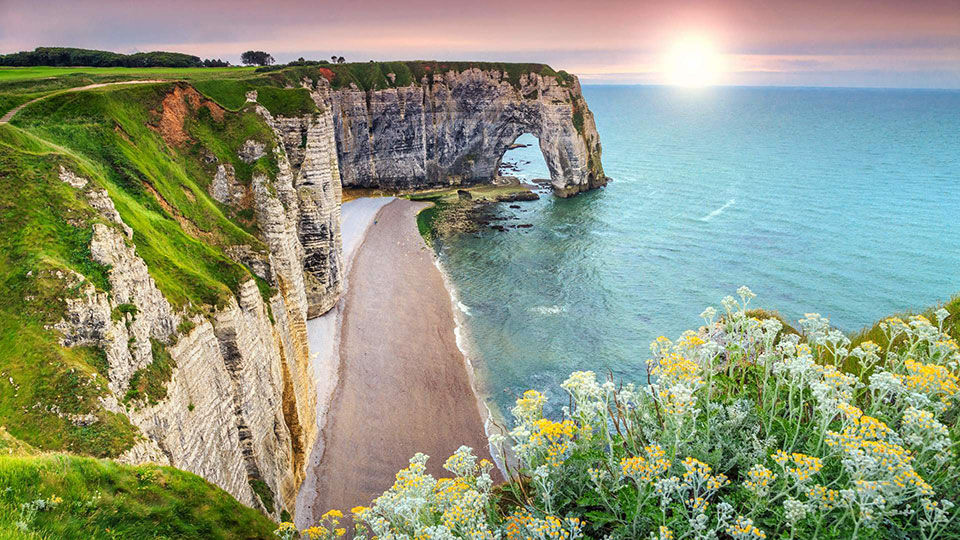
xmin=202 ymin=58 xmax=230 ymax=67
xmin=331 ymin=55 xmax=338 ymax=63
xmin=337 ymin=56 xmax=345 ymax=64
xmin=241 ymin=51 xmax=275 ymax=66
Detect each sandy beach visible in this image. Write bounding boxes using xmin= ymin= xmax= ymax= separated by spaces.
xmin=298 ymin=198 xmax=496 ymax=522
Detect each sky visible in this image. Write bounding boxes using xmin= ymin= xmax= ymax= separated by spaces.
xmin=1 ymin=0 xmax=959 ymax=88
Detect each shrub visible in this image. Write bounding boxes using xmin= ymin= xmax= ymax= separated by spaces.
xmin=297 ymin=288 xmax=960 ymax=539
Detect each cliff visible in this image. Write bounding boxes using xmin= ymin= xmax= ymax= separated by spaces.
xmin=0 ymin=80 xmax=342 ymax=519
xmin=0 ymin=60 xmax=607 ymax=524
xmin=327 ymin=63 xmax=607 ymax=197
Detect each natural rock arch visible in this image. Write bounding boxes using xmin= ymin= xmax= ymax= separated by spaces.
xmin=328 ymin=68 xmax=607 ymax=197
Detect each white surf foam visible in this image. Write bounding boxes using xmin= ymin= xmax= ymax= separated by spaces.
xmin=699 ymin=198 xmax=736 ymax=221
xmin=433 ymin=257 xmax=509 ymax=478
xmin=530 ymin=305 xmax=566 ymax=315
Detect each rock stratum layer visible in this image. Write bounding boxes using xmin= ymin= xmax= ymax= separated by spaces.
xmin=329 ymin=67 xmax=607 ymax=197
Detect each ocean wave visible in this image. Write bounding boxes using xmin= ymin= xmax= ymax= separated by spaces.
xmin=699 ymin=198 xmax=736 ymax=221
xmin=457 ymin=300 xmax=472 ymax=315
xmin=530 ymin=305 xmax=566 ymax=315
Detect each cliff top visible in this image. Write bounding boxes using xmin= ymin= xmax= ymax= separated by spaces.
xmin=0 ymin=61 xmax=578 ymax=117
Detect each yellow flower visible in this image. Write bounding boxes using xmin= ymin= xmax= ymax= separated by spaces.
xmin=321 ymin=509 xmax=343 ymax=520
xmin=302 ymin=526 xmax=325 ymax=540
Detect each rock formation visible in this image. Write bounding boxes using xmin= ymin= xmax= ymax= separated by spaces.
xmin=53 ymin=158 xmax=320 ymax=517
xmin=329 ymin=67 xmax=607 ymax=197
xmin=40 ymin=62 xmax=608 ymax=522
xmin=253 ymin=92 xmax=344 ymax=318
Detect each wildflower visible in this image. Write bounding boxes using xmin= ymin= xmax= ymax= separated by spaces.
xmin=771 ymin=451 xmax=822 ymax=485
xmin=620 ymin=444 xmax=671 ymax=484
xmin=783 ymin=498 xmax=806 ymax=526
xmin=302 ymin=527 xmax=325 ymax=540
xmin=737 ymin=286 xmax=756 ymax=302
xmin=743 ymin=464 xmax=777 ymax=498
xmin=525 ymin=419 xmax=578 ymax=468
xmin=273 ymin=522 xmax=297 ymax=540
xmin=444 ymin=445 xmax=479 ymax=477
xmin=898 ymin=359 xmax=959 ymax=403
xmin=512 ymin=390 xmax=546 ymax=424
xmin=504 ymin=509 xmax=583 ymax=540
xmin=807 ymin=484 xmax=839 ymax=511
xmin=726 ymin=516 xmax=766 ymax=539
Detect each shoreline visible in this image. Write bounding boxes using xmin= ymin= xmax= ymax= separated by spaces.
xmin=431 ymin=256 xmax=510 ymax=477
xmin=298 ymin=197 xmax=497 ymax=523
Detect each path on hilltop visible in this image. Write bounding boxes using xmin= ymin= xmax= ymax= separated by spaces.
xmin=0 ymin=80 xmax=165 ymax=124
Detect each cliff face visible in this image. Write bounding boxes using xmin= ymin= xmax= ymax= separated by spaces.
xmin=48 ymin=84 xmax=345 ymax=518
xmin=329 ymin=68 xmax=606 ymax=197
xmin=252 ymin=89 xmax=343 ymax=318
xmin=7 ymin=62 xmax=606 ymax=523
xmin=53 ymin=166 xmax=315 ymax=517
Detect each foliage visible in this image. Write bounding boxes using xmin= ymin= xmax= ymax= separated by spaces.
xmin=301 ymin=289 xmax=960 ymax=539
xmin=124 ymin=340 xmax=175 ymax=406
xmin=0 ymin=47 xmax=203 ymax=68
xmin=250 ymin=478 xmax=276 ymax=514
xmin=203 ymin=58 xmax=231 ymax=68
xmin=0 ymin=453 xmax=277 ymax=538
xmin=242 ymin=51 xmax=276 ymax=67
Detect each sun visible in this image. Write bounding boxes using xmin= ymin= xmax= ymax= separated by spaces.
xmin=664 ymin=36 xmax=725 ymax=87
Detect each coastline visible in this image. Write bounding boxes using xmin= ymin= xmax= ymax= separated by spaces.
xmin=298 ymin=198 xmax=497 ymax=523
xmin=432 ymin=256 xmax=511 ymax=476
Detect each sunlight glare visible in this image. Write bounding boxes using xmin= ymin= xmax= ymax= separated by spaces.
xmin=664 ymin=36 xmax=725 ymax=87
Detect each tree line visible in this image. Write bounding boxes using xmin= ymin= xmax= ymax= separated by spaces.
xmin=0 ymin=47 xmax=347 ymax=69
xmin=0 ymin=47 xmax=229 ymax=68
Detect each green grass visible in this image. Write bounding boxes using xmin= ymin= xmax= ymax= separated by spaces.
xmin=124 ymin=340 xmax=175 ymax=407
xmin=248 ymin=479 xmax=275 ymax=514
xmin=252 ymin=87 xmax=319 ymax=117
xmin=0 ymin=66 xmax=256 ymax=84
xmin=0 ymin=453 xmax=277 ymax=539
xmin=0 ymin=129 xmax=139 ymax=457
xmin=316 ymin=61 xmax=561 ymax=91
xmin=0 ymin=79 xmax=287 ymax=456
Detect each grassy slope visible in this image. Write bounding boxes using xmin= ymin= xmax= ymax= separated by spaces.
xmin=0 ymin=452 xmax=276 ymax=539
xmin=0 ymin=66 xmax=315 ymax=118
xmin=0 ymin=127 xmax=140 ymax=457
xmin=0 ymin=79 xmax=295 ymax=456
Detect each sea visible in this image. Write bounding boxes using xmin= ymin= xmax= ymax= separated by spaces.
xmin=436 ymin=85 xmax=960 ymax=421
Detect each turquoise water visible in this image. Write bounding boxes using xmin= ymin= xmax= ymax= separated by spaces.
xmin=439 ymin=85 xmax=960 ymax=419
